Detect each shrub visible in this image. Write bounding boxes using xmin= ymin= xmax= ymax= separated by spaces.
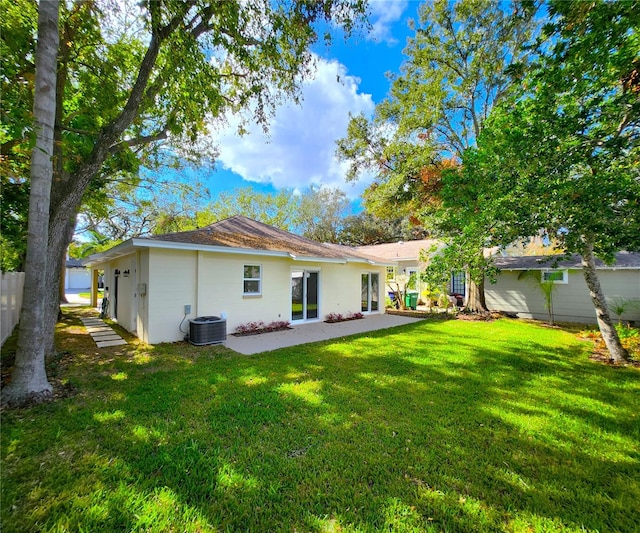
xmin=579 ymin=324 xmax=640 ymax=361
xmin=324 ymin=311 xmax=364 ymax=323
xmin=234 ymin=320 xmax=291 ymax=336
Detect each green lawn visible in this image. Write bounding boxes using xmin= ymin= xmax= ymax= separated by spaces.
xmin=1 ymin=310 xmax=639 ymax=532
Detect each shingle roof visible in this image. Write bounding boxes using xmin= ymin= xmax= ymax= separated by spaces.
xmin=139 ymin=215 xmax=390 ymax=264
xmin=493 ymin=251 xmax=640 ymax=270
xmin=355 ymin=239 xmax=442 ymax=261
xmin=66 ymin=258 xmax=85 ymax=268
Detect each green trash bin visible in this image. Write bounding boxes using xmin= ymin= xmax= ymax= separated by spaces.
xmin=405 ymin=291 xmax=418 ymax=310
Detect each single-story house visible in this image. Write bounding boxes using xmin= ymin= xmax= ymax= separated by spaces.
xmin=83 ymin=216 xmax=392 ymax=344
xmin=356 ymin=239 xmax=466 ymax=303
xmin=65 ymin=258 xmax=91 ymax=290
xmin=485 ymin=252 xmax=640 ymax=325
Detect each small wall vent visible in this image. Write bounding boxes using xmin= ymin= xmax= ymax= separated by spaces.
xmin=189 ymin=316 xmax=227 ymax=345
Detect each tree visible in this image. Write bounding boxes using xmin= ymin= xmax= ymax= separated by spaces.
xmin=460 ymin=0 xmax=640 ymax=362
xmin=336 ymin=213 xmax=427 ymax=246
xmin=336 ymin=0 xmax=540 ymax=311
xmin=1 ymin=0 xmax=38 ymax=272
xmin=80 ymin=175 xmax=212 ymax=240
xmin=2 ymin=0 xmax=59 ymax=405
xmin=4 ymin=0 xmax=367 ymax=404
xmin=208 ymin=188 xmax=301 ymax=233
xmin=298 ymin=186 xmax=351 ymax=242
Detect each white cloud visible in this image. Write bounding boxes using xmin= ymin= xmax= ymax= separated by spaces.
xmin=368 ymin=0 xmax=409 ymax=44
xmin=214 ymin=56 xmax=376 ymax=198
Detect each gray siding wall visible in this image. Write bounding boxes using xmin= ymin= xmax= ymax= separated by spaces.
xmin=486 ymin=269 xmax=640 ymax=325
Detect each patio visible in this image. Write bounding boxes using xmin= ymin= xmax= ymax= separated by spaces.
xmin=224 ymin=313 xmax=424 ymax=355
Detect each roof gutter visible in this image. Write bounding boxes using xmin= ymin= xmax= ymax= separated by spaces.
xmin=288 ymin=253 xmax=346 ymax=264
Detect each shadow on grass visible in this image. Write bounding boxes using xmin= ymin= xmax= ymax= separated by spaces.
xmin=2 ymin=315 xmax=639 ymax=532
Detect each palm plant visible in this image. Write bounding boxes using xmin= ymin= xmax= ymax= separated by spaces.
xmin=518 ymin=270 xmax=559 ymax=325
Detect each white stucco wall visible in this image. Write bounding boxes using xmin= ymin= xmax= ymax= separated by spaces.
xmin=103 ymin=255 xmax=139 ymax=334
xmin=133 ymin=249 xmax=387 ymax=344
xmin=145 ymin=249 xmax=198 ymax=344
xmin=486 ymin=269 xmax=640 ymax=325
xmin=136 ymin=250 xmax=150 ymax=344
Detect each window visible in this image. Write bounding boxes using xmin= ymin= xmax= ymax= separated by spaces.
xmin=243 ymin=264 xmax=261 ymax=295
xmin=450 ymin=272 xmax=466 ymax=295
xmin=386 ymin=266 xmax=396 ymax=281
xmin=406 ymin=268 xmax=419 ymax=291
xmin=542 ymin=269 xmax=568 ymax=284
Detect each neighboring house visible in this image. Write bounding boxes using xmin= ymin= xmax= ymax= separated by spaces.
xmin=486 ymin=252 xmax=640 ymax=325
xmin=83 ymin=216 xmax=392 ymax=344
xmin=356 ymin=239 xmax=466 ymax=302
xmin=65 ymin=258 xmax=91 ymax=290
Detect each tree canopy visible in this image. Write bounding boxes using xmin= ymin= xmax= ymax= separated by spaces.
xmin=2 ymin=0 xmax=368 ymax=405
xmin=336 ymin=0 xmax=540 ymax=310
xmin=449 ymin=0 xmax=640 ymax=360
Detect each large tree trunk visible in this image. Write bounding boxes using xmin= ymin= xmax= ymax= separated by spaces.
xmin=581 ymin=242 xmax=628 ymax=363
xmin=465 ymin=276 xmax=488 ymax=313
xmin=41 ymin=26 xmax=168 ymax=357
xmin=42 ymin=216 xmax=78 ymax=357
xmin=44 ymin=204 xmax=81 ymax=357
xmin=2 ymin=1 xmax=59 ymax=406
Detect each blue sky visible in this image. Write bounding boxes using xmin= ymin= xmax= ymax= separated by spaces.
xmin=193 ymin=1 xmax=420 ymax=207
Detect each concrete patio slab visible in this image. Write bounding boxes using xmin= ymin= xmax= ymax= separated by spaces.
xmin=224 ymin=313 xmax=424 ymax=355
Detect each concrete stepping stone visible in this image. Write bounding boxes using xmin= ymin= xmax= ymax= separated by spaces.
xmin=91 ymin=331 xmax=119 ymax=338
xmin=81 ymin=316 xmax=128 ymax=348
xmin=95 ymin=339 xmax=127 ymax=348
xmin=92 ymin=334 xmax=124 ymax=342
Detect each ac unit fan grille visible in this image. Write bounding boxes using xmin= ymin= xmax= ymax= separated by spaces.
xmin=189 ymin=316 xmax=226 ymax=345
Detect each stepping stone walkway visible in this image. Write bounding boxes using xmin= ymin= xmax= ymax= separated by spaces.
xmin=80 ymin=317 xmax=127 ymax=348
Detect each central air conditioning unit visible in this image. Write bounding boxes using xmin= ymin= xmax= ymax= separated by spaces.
xmin=189 ymin=316 xmax=227 ymax=346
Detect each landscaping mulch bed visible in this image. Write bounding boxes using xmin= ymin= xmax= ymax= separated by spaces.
xmin=386 ymin=309 xmax=456 ymax=320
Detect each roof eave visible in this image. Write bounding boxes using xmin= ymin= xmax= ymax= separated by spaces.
xmin=82 ymin=240 xmax=136 ymax=266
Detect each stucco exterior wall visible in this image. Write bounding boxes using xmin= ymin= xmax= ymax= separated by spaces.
xmin=486 ymin=269 xmax=640 ymax=324
xmin=146 ymin=249 xmax=198 ymax=344
xmin=103 ymin=254 xmax=139 ymax=334
xmin=137 ymin=250 xmax=150 ymax=344
xmin=133 ymin=249 xmax=387 ymax=345
xmin=193 ymin=253 xmax=291 ymax=333
xmin=322 ymin=262 xmax=385 ymax=316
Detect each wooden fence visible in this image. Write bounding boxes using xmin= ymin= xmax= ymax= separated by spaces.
xmin=1 ymin=272 xmax=25 ymax=345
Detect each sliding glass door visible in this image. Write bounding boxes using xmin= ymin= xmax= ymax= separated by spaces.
xmin=291 ymin=270 xmax=319 ymax=322
xmin=361 ymin=272 xmax=379 ymax=313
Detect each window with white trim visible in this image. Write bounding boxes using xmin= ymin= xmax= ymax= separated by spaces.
xmin=243 ymin=264 xmax=262 ymax=295
xmin=542 ymin=269 xmax=568 ymax=284
xmin=386 ymin=266 xmax=396 ymax=281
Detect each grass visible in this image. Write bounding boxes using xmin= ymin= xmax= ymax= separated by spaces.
xmin=1 ymin=309 xmax=639 ymax=532
xmin=77 ymin=289 xmax=103 ymax=300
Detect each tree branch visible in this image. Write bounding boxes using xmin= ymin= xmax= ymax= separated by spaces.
xmin=59 ymin=125 xmax=98 ymax=136
xmin=109 ymin=129 xmax=168 ymax=153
